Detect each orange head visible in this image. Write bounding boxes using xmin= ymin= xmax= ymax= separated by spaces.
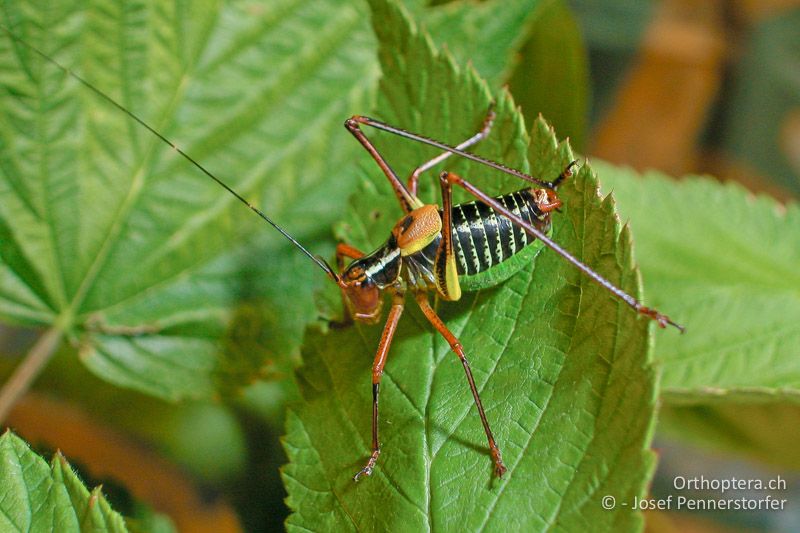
xmin=531 ymin=187 xmax=563 ymax=213
xmin=339 ymin=262 xmax=383 ymax=324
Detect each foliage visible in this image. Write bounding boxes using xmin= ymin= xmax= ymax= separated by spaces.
xmin=0 ymin=0 xmax=552 ymax=401
xmin=282 ymin=0 xmax=655 ymax=530
xmin=595 ymin=162 xmax=800 ymax=401
xmin=1 ymin=0 xmax=797 ymax=531
xmin=595 ymin=162 xmax=800 ymax=471
xmin=0 ymin=430 xmax=130 ymax=532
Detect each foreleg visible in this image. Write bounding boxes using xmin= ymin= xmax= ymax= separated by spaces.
xmin=353 ymin=290 xmax=406 ymax=481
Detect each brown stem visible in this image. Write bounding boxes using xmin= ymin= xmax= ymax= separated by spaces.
xmin=0 ymin=326 xmax=63 ymax=422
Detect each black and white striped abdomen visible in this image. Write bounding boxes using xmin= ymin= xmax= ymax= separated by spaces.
xmin=451 ymin=189 xmax=546 ymax=276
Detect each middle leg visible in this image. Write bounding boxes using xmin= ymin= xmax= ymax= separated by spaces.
xmin=415 ymin=292 xmax=507 ymax=478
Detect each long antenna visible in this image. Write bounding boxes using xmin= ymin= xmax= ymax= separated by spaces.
xmin=1 ymin=25 xmax=338 ymax=281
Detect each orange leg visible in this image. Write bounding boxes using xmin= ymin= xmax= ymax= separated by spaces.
xmin=336 ymin=242 xmax=364 ymax=271
xmin=415 ymin=293 xmax=507 ymax=478
xmin=440 ymin=171 xmax=685 ymax=332
xmin=406 ymin=107 xmax=496 ymax=196
xmin=353 ymin=290 xmax=406 ymax=481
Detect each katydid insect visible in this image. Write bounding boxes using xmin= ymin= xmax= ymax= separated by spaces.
xmin=4 ymin=29 xmax=683 ymax=482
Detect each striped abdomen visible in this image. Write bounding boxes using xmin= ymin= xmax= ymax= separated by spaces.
xmin=451 ymin=189 xmax=550 ymax=276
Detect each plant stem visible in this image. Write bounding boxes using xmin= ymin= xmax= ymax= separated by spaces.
xmin=0 ymin=326 xmax=63 ymax=423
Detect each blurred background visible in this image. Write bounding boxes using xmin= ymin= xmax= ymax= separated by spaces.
xmin=1 ymin=0 xmax=798 ymax=531
xmin=574 ymin=0 xmax=800 ymax=201
xmin=515 ymin=0 xmax=800 ymax=201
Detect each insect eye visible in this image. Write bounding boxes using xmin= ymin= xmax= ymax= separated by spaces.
xmin=354 ymin=276 xmax=373 ymax=289
xmin=343 ymin=265 xmax=367 ymax=283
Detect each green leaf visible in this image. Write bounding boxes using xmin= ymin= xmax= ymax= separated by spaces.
xmin=0 ymin=430 xmax=129 ymax=532
xmin=0 ymin=0 xmax=378 ymax=400
xmin=595 ymin=163 xmax=800 ymax=473
xmin=283 ymin=0 xmax=656 ymax=530
xmin=0 ymin=0 xmax=543 ymax=402
xmin=593 ymin=162 xmax=800 ymax=402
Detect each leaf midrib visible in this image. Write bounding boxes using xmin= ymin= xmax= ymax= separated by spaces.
xmin=353 ymin=322 xmax=430 ymax=519
xmin=65 ymin=73 xmax=193 ymax=323
xmin=482 ymin=177 xmax=596 ymax=532
xmin=35 ymin=33 xmax=68 ymax=313
xmin=74 ymin=53 xmax=374 ymax=322
xmin=72 ymin=6 xmax=373 ymax=321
